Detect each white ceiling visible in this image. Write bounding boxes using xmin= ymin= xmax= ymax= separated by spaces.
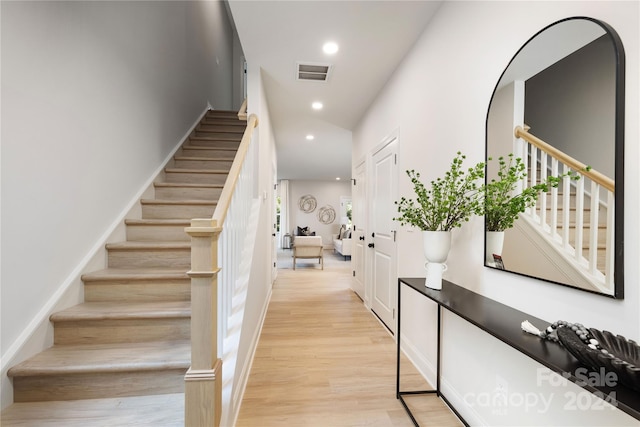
xmin=228 ymin=0 xmax=443 ymax=181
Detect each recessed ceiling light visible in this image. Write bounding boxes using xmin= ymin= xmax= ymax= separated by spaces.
xmin=312 ymin=101 xmax=323 ymax=110
xmin=336 ymin=177 xmax=341 ymax=180
xmin=323 ymin=42 xmax=339 ymax=55
xmin=306 ymin=135 xmax=314 ymax=141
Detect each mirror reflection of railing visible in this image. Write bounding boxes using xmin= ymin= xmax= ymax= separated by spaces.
xmin=514 ymin=125 xmax=614 ymax=292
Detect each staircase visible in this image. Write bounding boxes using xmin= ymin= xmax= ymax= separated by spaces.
xmin=540 ymin=189 xmax=608 ymax=272
xmin=522 ymin=157 xmax=612 ymax=290
xmin=1 ymin=110 xmax=245 ymax=426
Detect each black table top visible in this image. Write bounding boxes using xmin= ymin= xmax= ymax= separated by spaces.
xmin=398 ymin=277 xmax=640 ymax=421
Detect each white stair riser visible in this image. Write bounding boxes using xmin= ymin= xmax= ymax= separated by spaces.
xmin=12 ymin=370 xmax=186 ymax=402
xmin=141 ymin=203 xmax=215 ymax=220
xmin=84 ymin=280 xmax=190 ymax=303
xmin=154 ymin=185 xmax=222 ymax=201
xmin=164 ymin=171 xmax=228 ymax=185
xmin=108 ymin=249 xmax=190 ymax=269
xmin=53 ymin=318 xmax=189 ymax=345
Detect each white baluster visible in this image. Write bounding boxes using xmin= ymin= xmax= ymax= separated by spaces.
xmin=562 ymin=164 xmax=571 ymax=250
xmin=550 ymin=158 xmax=559 ymax=236
xmin=574 ymin=174 xmax=585 ymax=263
xmin=588 ymin=181 xmax=600 ymax=275
xmin=605 ymin=192 xmax=615 ymax=288
xmin=539 ymin=152 xmax=548 ymax=228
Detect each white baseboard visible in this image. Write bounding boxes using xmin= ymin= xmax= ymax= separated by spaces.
xmin=440 ymin=376 xmax=487 ymax=426
xmin=0 ymin=105 xmax=210 ymax=410
xmin=399 ymin=332 xmax=437 ymax=390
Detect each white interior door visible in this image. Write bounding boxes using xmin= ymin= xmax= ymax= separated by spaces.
xmin=370 ymin=136 xmax=398 ymax=333
xmin=352 ymin=161 xmax=367 ymax=301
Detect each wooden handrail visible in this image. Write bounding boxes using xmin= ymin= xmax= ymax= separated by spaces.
xmin=514 ymin=125 xmax=615 ymax=193
xmin=212 ymin=113 xmax=258 ymax=227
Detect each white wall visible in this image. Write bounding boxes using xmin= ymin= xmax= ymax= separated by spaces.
xmin=353 ymin=1 xmax=639 ymax=425
xmin=1 ymin=0 xmax=235 ymax=408
xmin=288 ymin=180 xmax=352 ymax=247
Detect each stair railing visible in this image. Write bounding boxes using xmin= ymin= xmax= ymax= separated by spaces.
xmin=184 ymin=104 xmax=258 ymax=426
xmin=514 ymin=125 xmax=615 ymax=291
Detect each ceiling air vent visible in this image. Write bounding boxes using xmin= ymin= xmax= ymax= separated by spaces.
xmin=296 ymin=62 xmax=332 ymax=82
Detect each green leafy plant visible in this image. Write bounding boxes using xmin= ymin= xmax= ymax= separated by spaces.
xmin=483 ymin=153 xmax=582 ymax=232
xmin=394 ymin=152 xmax=486 ymax=231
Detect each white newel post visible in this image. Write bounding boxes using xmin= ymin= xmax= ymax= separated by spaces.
xmin=185 ymin=218 xmax=223 ymax=427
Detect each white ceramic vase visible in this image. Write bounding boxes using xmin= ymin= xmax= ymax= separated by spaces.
xmin=423 ymin=230 xmax=452 ymax=290
xmin=485 ymin=231 xmax=505 ymax=267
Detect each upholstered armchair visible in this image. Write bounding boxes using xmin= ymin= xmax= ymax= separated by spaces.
xmin=292 ymin=236 xmax=323 ymax=270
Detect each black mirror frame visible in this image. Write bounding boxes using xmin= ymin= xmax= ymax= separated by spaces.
xmin=484 ymin=16 xmax=625 ymax=299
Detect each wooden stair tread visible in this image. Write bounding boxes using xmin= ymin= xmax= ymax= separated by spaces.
xmin=51 ymin=301 xmax=190 ymax=322
xmin=181 ymin=145 xmax=238 ymax=152
xmin=154 ymin=182 xmax=224 ymax=189
xmin=7 ymin=340 xmax=190 ymax=377
xmin=105 ymin=241 xmax=190 ymax=250
xmin=190 ymin=132 xmax=240 ymax=136
xmin=189 ymin=135 xmax=241 ymax=142
xmin=125 ymin=218 xmax=191 ymax=225
xmin=82 ymin=268 xmax=188 ymax=281
xmin=202 ymin=121 xmax=244 ymax=128
xmin=0 ymin=393 xmax=183 ymax=427
xmin=206 ymin=109 xmax=238 ymax=114
xmin=174 ymin=156 xmax=234 ymax=161
xmin=140 ymin=199 xmax=217 ymax=206
xmin=164 ymin=168 xmax=229 ymax=174
xmin=546 ymin=221 xmax=606 ymax=228
xmin=196 ymin=126 xmax=244 ymax=133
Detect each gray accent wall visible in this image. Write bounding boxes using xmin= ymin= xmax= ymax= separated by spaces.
xmin=525 ymin=35 xmax=616 ymax=178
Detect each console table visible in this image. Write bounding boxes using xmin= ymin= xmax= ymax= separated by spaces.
xmin=396 ymin=277 xmax=640 ymax=426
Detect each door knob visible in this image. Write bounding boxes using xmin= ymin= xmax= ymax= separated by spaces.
xmin=359 ymin=236 xmax=365 ymax=241
xmin=368 ymin=243 xmax=375 ymax=248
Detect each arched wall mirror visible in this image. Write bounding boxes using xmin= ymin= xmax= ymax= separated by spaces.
xmin=485 ymin=17 xmax=625 ymax=298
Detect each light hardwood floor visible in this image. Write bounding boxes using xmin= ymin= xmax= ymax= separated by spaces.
xmin=236 ymin=249 xmax=462 ymax=427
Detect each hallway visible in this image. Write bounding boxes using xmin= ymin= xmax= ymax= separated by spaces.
xmin=236 ymin=250 xmax=461 ymax=426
